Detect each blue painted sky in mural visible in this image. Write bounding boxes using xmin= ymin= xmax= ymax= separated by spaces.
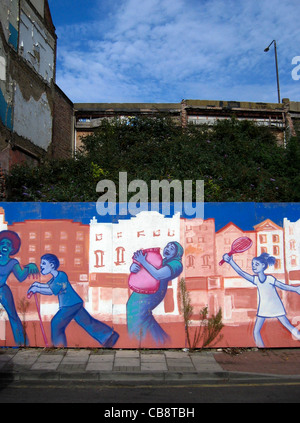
xmin=2 ymin=203 xmax=299 ymax=232
xmin=48 ymin=0 xmax=300 ymax=104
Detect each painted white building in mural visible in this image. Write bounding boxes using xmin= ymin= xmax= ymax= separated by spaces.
xmin=89 ymin=211 xmax=181 ymax=273
xmin=254 ymin=219 xmax=285 ymax=276
xmin=0 ymin=208 xmax=7 ymax=231
xmin=88 ymin=211 xmax=182 ymax=322
xmin=284 ymin=218 xmax=300 ymax=284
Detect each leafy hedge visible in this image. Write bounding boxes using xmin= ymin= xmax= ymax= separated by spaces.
xmin=5 ymin=117 xmax=300 ymax=202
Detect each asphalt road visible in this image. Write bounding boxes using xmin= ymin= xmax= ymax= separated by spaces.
xmin=1 ymin=379 xmax=300 ymax=405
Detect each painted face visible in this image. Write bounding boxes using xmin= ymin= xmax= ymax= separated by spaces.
xmin=163 ymin=243 xmax=177 ymax=259
xmin=252 ymin=259 xmax=265 ymax=274
xmin=40 ymin=259 xmax=54 ymax=275
xmin=0 ymin=239 xmax=13 ymax=257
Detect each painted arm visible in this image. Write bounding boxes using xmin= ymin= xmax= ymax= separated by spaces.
xmin=130 ymin=263 xmax=141 ymax=273
xmin=27 ymin=282 xmax=53 ymax=297
xmin=12 ymin=262 xmax=39 ymax=282
xmin=275 ymin=280 xmax=300 ymax=295
xmin=133 ymin=250 xmax=172 ymax=280
xmin=222 ymin=254 xmax=255 ymax=284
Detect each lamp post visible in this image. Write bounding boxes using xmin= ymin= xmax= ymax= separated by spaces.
xmin=264 ymin=40 xmax=281 ymax=103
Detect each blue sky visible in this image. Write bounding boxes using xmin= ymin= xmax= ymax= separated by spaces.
xmin=48 ymin=0 xmax=300 ymax=104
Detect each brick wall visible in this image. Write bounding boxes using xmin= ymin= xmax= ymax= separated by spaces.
xmin=51 ymin=84 xmax=74 ymax=159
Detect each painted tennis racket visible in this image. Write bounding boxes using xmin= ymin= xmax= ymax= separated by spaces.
xmin=219 ymin=236 xmax=253 ymax=266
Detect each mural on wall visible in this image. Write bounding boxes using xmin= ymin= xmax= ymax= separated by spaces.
xmin=0 ymin=202 xmax=299 ymax=349
xmin=127 ymin=242 xmax=184 ymax=346
xmin=0 ymin=230 xmax=39 ymax=346
xmin=27 ymin=254 xmax=119 ymax=348
xmin=223 ymin=252 xmax=300 ymax=348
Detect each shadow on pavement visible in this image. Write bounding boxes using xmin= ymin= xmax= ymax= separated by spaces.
xmin=0 ymin=349 xmax=15 ymax=391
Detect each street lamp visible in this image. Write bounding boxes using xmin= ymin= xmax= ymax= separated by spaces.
xmin=264 ymin=40 xmax=281 ymax=103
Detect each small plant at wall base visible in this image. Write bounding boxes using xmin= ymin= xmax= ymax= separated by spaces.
xmin=195 ymin=306 xmax=224 ymax=350
xmin=179 ymin=278 xmax=224 ymax=351
xmin=17 ymin=297 xmax=30 ymax=347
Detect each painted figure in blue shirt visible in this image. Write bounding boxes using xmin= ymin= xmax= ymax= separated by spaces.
xmin=27 ymin=254 xmax=119 ymax=348
xmin=0 ymin=230 xmax=39 ymax=346
xmin=127 ymin=242 xmax=184 ymax=346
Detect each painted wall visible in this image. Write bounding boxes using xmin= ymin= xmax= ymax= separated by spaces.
xmin=13 ymin=86 xmax=52 ymax=150
xmin=0 ymin=202 xmax=299 ymax=349
xmin=19 ymin=3 xmax=55 ymax=84
xmin=0 ymin=0 xmax=19 ymax=51
xmin=0 ymin=0 xmax=19 ymax=132
xmin=0 ymin=0 xmax=56 ymax=155
xmin=12 ymin=1 xmax=55 ymax=150
xmin=0 ymin=54 xmax=13 ymax=131
xmin=0 ymin=33 xmax=13 ymax=131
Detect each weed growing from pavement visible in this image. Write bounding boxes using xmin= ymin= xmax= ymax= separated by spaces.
xmin=179 ymin=278 xmax=224 ymax=351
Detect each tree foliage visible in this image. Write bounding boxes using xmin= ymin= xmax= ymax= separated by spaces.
xmin=5 ymin=116 xmax=300 ymax=202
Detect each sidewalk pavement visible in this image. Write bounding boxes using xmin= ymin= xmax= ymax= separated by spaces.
xmin=0 ymin=347 xmax=300 ymax=383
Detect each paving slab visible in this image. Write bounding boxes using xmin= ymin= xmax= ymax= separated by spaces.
xmin=115 ymin=350 xmax=140 ymax=358
xmin=58 ymin=363 xmax=87 ymax=372
xmin=31 ymin=354 xmax=63 ymax=371
xmin=141 ymin=353 xmax=166 ymax=362
xmin=140 ymin=353 xmax=167 ymax=371
xmin=164 ymin=351 xmax=189 ymax=359
xmin=165 ymin=355 xmax=195 ymax=372
xmin=141 ymin=362 xmax=168 ymax=371
xmin=190 ymin=353 xmax=224 ymax=372
xmin=64 ymin=349 xmax=91 ymax=359
xmin=114 ymin=357 xmax=141 ymax=371
xmin=10 ymin=350 xmax=40 ymax=369
xmin=0 ymin=353 xmax=14 ymax=369
xmin=0 ymin=348 xmax=299 ymax=382
xmin=86 ymin=354 xmax=114 ymax=372
xmin=59 ymin=350 xmax=90 ymax=367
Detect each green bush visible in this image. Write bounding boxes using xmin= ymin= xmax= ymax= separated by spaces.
xmin=5 ymin=117 xmax=300 ymax=202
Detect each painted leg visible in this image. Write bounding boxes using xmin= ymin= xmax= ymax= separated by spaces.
xmin=51 ymin=303 xmax=82 ymax=347
xmin=253 ymin=316 xmax=265 ymax=348
xmin=127 ymin=292 xmax=169 ymax=346
xmin=74 ymin=306 xmax=118 ymax=347
xmin=278 ymin=315 xmax=300 ymax=340
xmin=126 ymin=292 xmax=144 ymax=341
xmin=0 ymin=285 xmax=28 ymax=346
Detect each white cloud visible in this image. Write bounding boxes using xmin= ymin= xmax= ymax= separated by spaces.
xmin=54 ymin=0 xmax=300 ymax=103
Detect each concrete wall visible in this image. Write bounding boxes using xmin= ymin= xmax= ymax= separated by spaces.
xmin=290 ymin=101 xmax=300 ymax=134
xmin=74 ymin=99 xmax=300 ymax=149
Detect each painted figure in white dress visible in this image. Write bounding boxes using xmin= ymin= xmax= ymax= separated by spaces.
xmin=223 ymin=252 xmax=300 ymax=348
